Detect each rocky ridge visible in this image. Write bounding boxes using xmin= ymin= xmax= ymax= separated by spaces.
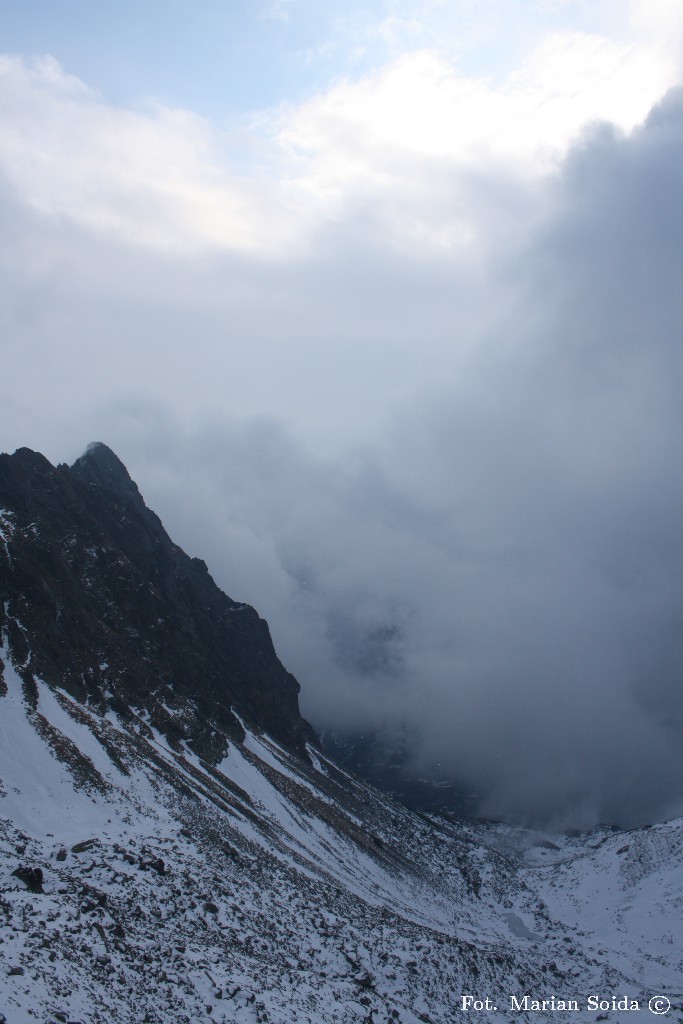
xmin=0 ymin=443 xmax=315 ymax=760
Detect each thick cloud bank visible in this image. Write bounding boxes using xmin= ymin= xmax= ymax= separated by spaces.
xmin=138 ymin=92 xmax=683 ymax=829
xmin=1 ymin=55 xmax=682 ymax=827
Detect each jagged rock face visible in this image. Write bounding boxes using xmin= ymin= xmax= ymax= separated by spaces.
xmin=0 ymin=443 xmax=316 ymax=758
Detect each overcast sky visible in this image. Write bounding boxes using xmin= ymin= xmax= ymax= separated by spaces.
xmin=1 ymin=0 xmax=682 ymax=828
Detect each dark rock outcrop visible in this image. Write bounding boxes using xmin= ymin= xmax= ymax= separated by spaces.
xmin=0 ymin=443 xmax=316 ymax=758
xmin=12 ymin=866 xmax=44 ymax=893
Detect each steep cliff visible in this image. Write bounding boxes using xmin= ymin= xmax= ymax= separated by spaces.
xmin=0 ymin=443 xmax=316 ymax=760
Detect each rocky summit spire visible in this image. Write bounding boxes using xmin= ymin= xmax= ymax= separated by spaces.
xmin=0 ymin=444 xmax=317 ymax=759
xmin=70 ymin=441 xmax=145 ymax=511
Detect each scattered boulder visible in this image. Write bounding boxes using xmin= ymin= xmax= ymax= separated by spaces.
xmin=12 ymin=865 xmax=44 ymax=893
xmin=72 ymin=839 xmax=97 ymax=854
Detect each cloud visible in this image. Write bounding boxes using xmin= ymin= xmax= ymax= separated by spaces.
xmin=98 ymin=89 xmax=681 ymax=830
xmin=2 ymin=2 xmax=680 ymax=260
xmin=0 ymin=24 xmax=682 ymax=828
xmin=262 ymin=0 xmax=295 ymax=24
xmin=274 ymin=20 xmax=678 ymax=249
xmin=0 ymin=55 xmax=300 ymax=255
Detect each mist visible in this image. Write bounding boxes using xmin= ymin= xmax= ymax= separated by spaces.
xmin=134 ymin=92 xmax=683 ymax=828
xmin=1 ymin=55 xmax=682 ymax=828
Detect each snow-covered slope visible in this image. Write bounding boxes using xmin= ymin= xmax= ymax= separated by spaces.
xmin=524 ymin=823 xmax=683 ymax=995
xmin=2 ymin=644 xmax=682 ymax=1024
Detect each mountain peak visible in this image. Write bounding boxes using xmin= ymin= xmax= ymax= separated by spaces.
xmin=70 ymin=441 xmax=143 ymax=509
xmin=1 ymin=443 xmax=317 ymax=757
xmin=84 ymin=440 xmax=109 ymax=455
